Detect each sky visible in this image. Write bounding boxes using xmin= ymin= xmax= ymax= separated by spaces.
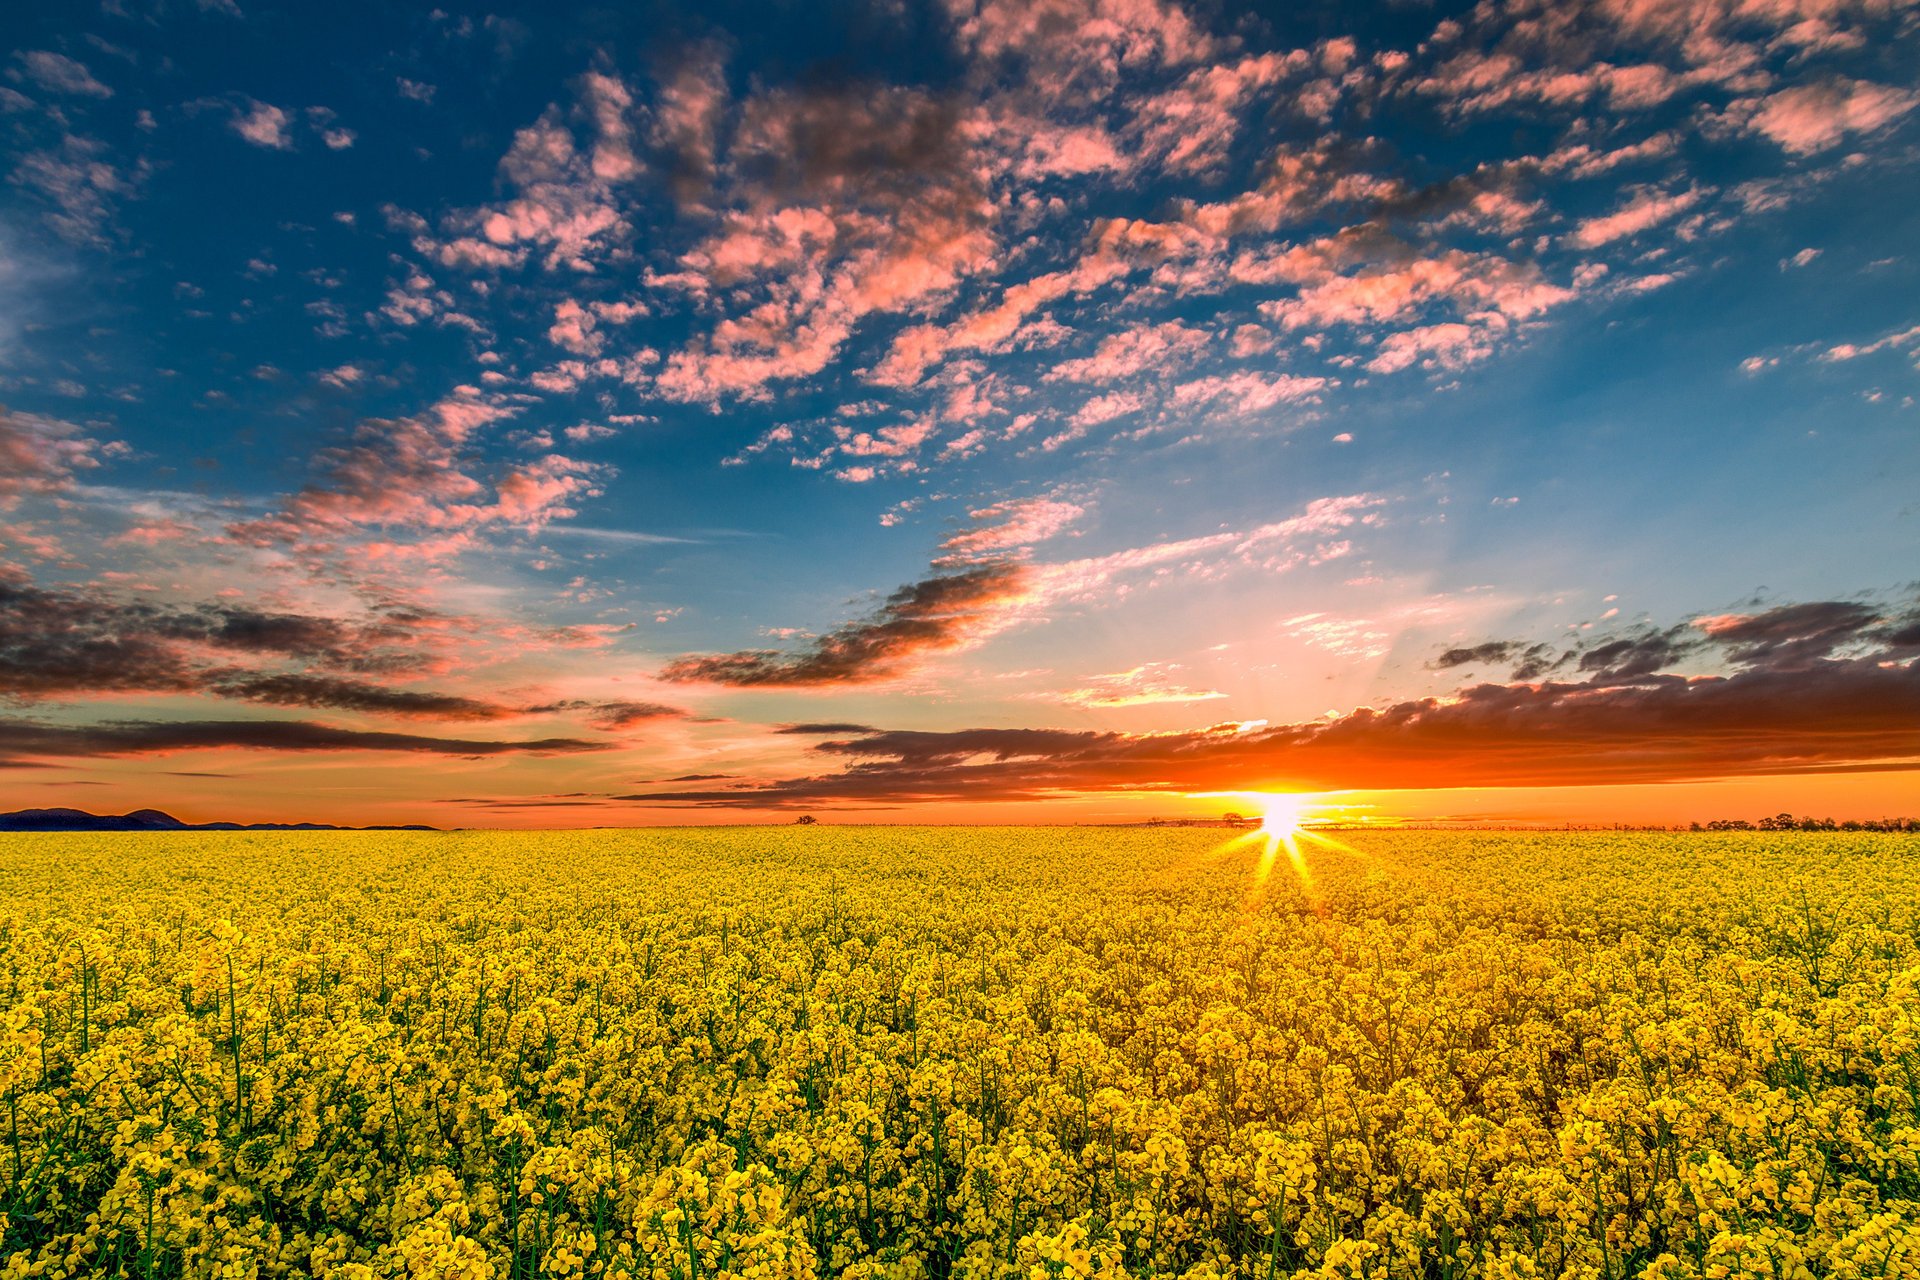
xmin=1 ymin=0 xmax=1917 ymax=827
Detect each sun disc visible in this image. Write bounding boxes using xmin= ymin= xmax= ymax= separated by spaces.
xmin=1259 ymin=794 xmax=1306 ymax=838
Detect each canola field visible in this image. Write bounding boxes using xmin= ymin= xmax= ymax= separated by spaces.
xmin=2 ymin=827 xmax=1918 ymax=1280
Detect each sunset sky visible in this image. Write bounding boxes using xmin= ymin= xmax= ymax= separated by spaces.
xmin=2 ymin=0 xmax=1917 ymax=825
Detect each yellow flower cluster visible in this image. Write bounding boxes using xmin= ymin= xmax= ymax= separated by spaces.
xmin=1 ymin=826 xmax=1917 ymax=1280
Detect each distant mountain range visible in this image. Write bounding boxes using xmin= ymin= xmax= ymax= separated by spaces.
xmin=0 ymin=808 xmax=437 ymax=833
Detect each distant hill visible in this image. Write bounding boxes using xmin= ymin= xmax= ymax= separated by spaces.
xmin=0 ymin=807 xmax=437 ymax=833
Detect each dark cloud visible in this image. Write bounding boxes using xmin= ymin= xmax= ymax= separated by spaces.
xmin=1699 ymin=601 xmax=1886 ymax=671
xmin=525 ymin=699 xmax=688 ymax=729
xmin=1575 ymin=625 xmax=1700 ymax=681
xmin=0 ymin=581 xmax=429 ymax=700
xmin=1436 ymin=601 xmax=1905 ymax=688
xmin=0 ymin=718 xmax=608 ymax=763
xmin=1508 ymin=643 xmax=1561 ymax=681
xmin=1433 ymin=640 xmax=1520 ymax=669
xmin=0 ymin=578 xmax=674 ymax=732
xmin=774 ymin=722 xmax=879 ymax=735
xmin=0 ymin=580 xmax=199 ymax=698
xmin=171 ymin=607 xmax=355 ymax=657
xmin=661 ymin=562 xmax=1030 ymax=686
xmin=208 ymin=672 xmax=514 ymax=721
xmin=732 ymin=82 xmax=976 ymax=208
xmin=638 ymin=657 xmax=1920 ymax=807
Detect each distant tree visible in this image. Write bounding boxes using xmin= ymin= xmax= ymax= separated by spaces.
xmin=793 ymin=814 xmax=817 ymax=825
xmin=1696 ymin=813 xmax=1914 ymax=832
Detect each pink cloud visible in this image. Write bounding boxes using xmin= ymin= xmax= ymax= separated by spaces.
xmin=1169 ymin=371 xmax=1329 ymax=414
xmin=231 ymin=100 xmax=292 ymax=149
xmin=579 ymin=69 xmax=643 ymax=182
xmin=869 ymin=255 xmax=1131 ymax=388
xmin=651 ymin=84 xmax=1000 ymax=403
xmin=1566 ymin=185 xmax=1705 ymax=248
xmin=19 ymin=52 xmax=112 ymax=99
xmin=1821 ymin=322 xmax=1920 ymax=362
xmin=1129 ymin=51 xmax=1300 ymax=175
xmin=1031 ymin=493 xmax=1382 ymax=602
xmin=546 ymin=298 xmax=645 ymax=356
xmin=650 ymin=45 xmax=729 ymax=206
xmin=1253 ymin=247 xmax=1578 ymax=350
xmin=1045 ymin=320 xmax=1210 ymax=382
xmin=1050 ymin=662 xmax=1225 ymax=707
xmin=938 ymin=497 xmax=1084 ymax=560
xmin=1740 ymin=78 xmax=1917 ymax=153
xmin=946 ymin=0 xmax=1220 ymax=90
xmin=1367 ymin=319 xmax=1507 ymax=374
xmin=227 ymin=393 xmax=604 ymax=556
xmin=0 ymin=410 xmax=118 ymax=508
xmin=1070 ymin=390 xmax=1146 ymax=427
xmin=420 ymin=74 xmax=648 ymax=275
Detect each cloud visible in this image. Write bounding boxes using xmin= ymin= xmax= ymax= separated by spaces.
xmin=865 ymin=255 xmax=1128 ymax=389
xmin=17 ymin=52 xmax=111 ymax=98
xmin=774 ymin=722 xmax=879 ymax=735
xmin=1821 ymin=322 xmax=1920 ymax=362
xmin=1566 ymin=185 xmax=1704 ymax=249
xmin=661 ymin=562 xmax=1032 ymax=686
xmin=0 ymin=411 xmax=118 ymax=508
xmin=1740 ymin=79 xmax=1917 ymax=154
xmin=1692 ymin=600 xmax=1889 ymax=670
xmin=1051 ymin=663 xmax=1226 ymax=707
xmin=649 ymin=44 xmax=728 ymax=206
xmin=1128 ymin=52 xmax=1300 ymax=175
xmin=0 ymin=579 xmax=669 ymax=732
xmin=1433 ymin=640 xmax=1524 ymax=669
xmin=945 ymin=0 xmax=1220 ymax=91
xmin=1367 ymin=321 xmax=1506 ymax=375
xmin=206 ymin=672 xmax=516 ymax=721
xmin=641 ymin=669 xmax=1920 ymax=805
xmin=0 ymin=718 xmax=606 ymax=765
xmin=0 ymin=578 xmax=199 ymax=699
xmin=1574 ymin=627 xmax=1701 ymax=681
xmin=1170 ymin=372 xmax=1330 ymax=414
xmin=228 ymin=392 xmax=603 ymax=555
xmin=1044 ymin=321 xmax=1210 ymax=382
xmin=8 ymin=136 xmax=137 ymax=246
xmin=664 ymin=493 xmax=1381 ymax=688
xmin=636 ymin=596 xmax=1920 ymax=805
xmin=652 ymin=81 xmax=998 ymax=403
xmin=231 ymin=100 xmax=294 ymax=149
xmin=1259 ymin=247 xmax=1574 ymax=332
xmin=420 ymin=73 xmax=644 ymax=273
xmin=523 ymin=699 xmax=688 ymax=729
xmin=1030 ymin=493 xmax=1383 ymax=602
xmin=937 ymin=498 xmax=1083 ymax=560
xmin=0 ymin=581 xmax=436 ymax=703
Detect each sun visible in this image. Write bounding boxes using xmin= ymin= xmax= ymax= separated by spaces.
xmin=1259 ymin=793 xmax=1308 ymax=839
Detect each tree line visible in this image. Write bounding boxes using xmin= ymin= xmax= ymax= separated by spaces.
xmin=1693 ymin=812 xmax=1919 ymax=832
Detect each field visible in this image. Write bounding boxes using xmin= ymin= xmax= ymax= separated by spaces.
xmin=2 ymin=827 xmax=1918 ymax=1280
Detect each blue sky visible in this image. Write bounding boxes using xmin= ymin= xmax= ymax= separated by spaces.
xmin=2 ymin=0 xmax=1917 ymax=823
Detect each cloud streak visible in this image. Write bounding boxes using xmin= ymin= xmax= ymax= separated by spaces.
xmin=639 ymin=598 xmax=1920 ymax=805
xmin=0 ymin=718 xmax=607 ymax=765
